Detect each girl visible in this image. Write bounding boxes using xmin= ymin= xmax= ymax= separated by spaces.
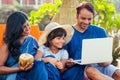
xmin=38 ymin=22 xmax=74 ymax=80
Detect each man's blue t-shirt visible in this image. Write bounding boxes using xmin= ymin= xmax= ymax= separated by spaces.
xmin=65 ymin=24 xmax=108 ymax=60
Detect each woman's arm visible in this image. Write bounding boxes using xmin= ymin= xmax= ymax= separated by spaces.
xmin=34 ymin=50 xmax=43 ymax=59
xmin=0 ymin=44 xmax=33 ymax=74
xmin=0 ymin=62 xmax=33 ymax=74
xmin=0 ymin=66 xmax=20 ymax=74
xmin=0 ymin=44 xmax=21 ymax=74
xmin=0 ymin=43 xmax=8 ymax=66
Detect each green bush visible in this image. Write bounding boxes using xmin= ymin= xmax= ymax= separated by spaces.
xmin=29 ymin=0 xmax=62 ymax=30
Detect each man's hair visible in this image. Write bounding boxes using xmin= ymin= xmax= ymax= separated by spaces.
xmin=76 ymin=2 xmax=95 ymax=15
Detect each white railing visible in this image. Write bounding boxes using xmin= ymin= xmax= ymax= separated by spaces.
xmin=0 ymin=0 xmax=54 ymax=9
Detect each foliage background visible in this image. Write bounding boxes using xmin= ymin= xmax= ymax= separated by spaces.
xmin=29 ymin=0 xmax=62 ymax=30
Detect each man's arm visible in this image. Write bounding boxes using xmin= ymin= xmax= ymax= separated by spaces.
xmin=98 ymin=62 xmax=111 ymax=66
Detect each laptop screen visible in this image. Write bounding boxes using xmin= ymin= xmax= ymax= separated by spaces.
xmin=74 ymin=37 xmax=113 ymax=65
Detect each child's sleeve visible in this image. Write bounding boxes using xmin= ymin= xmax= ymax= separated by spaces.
xmin=61 ymin=50 xmax=69 ymax=59
xmin=38 ymin=46 xmax=44 ymax=54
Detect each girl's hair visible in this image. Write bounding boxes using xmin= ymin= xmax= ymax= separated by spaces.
xmin=44 ymin=28 xmax=67 ymax=48
xmin=3 ymin=11 xmax=28 ymax=60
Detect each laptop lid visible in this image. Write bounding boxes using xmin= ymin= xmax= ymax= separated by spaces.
xmin=74 ymin=37 xmax=113 ymax=65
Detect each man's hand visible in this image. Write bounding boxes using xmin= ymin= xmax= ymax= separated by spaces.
xmin=65 ymin=58 xmax=75 ymax=68
xmin=98 ymin=62 xmax=111 ymax=67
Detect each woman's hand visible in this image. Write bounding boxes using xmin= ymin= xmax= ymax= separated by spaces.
xmin=19 ymin=62 xmax=34 ymax=71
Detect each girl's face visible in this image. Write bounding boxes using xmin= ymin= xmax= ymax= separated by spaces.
xmin=21 ymin=20 xmax=30 ymax=37
xmin=51 ymin=35 xmax=65 ymax=49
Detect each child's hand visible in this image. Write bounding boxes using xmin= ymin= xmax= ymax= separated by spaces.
xmin=55 ymin=60 xmax=63 ymax=69
xmin=47 ymin=58 xmax=58 ymax=66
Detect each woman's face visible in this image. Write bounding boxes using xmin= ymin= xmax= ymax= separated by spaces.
xmin=51 ymin=35 xmax=65 ymax=49
xmin=21 ymin=20 xmax=30 ymax=37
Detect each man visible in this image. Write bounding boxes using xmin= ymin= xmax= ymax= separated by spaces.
xmin=62 ymin=2 xmax=120 ymax=80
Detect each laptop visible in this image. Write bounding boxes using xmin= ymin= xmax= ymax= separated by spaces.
xmin=73 ymin=37 xmax=113 ymax=65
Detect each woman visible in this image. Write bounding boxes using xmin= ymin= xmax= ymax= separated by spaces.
xmin=0 ymin=11 xmax=48 ymax=80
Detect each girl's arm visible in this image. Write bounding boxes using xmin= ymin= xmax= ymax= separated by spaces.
xmin=35 ymin=50 xmax=58 ymax=66
xmin=58 ymin=59 xmax=68 ymax=73
xmin=35 ymin=50 xmax=58 ymax=65
xmin=42 ymin=57 xmax=58 ymax=66
xmin=34 ymin=50 xmax=57 ymax=64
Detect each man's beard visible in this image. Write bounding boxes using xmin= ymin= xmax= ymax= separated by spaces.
xmin=79 ymin=23 xmax=90 ymax=30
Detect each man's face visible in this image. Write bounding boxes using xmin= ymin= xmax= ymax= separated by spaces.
xmin=76 ymin=8 xmax=93 ymax=31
